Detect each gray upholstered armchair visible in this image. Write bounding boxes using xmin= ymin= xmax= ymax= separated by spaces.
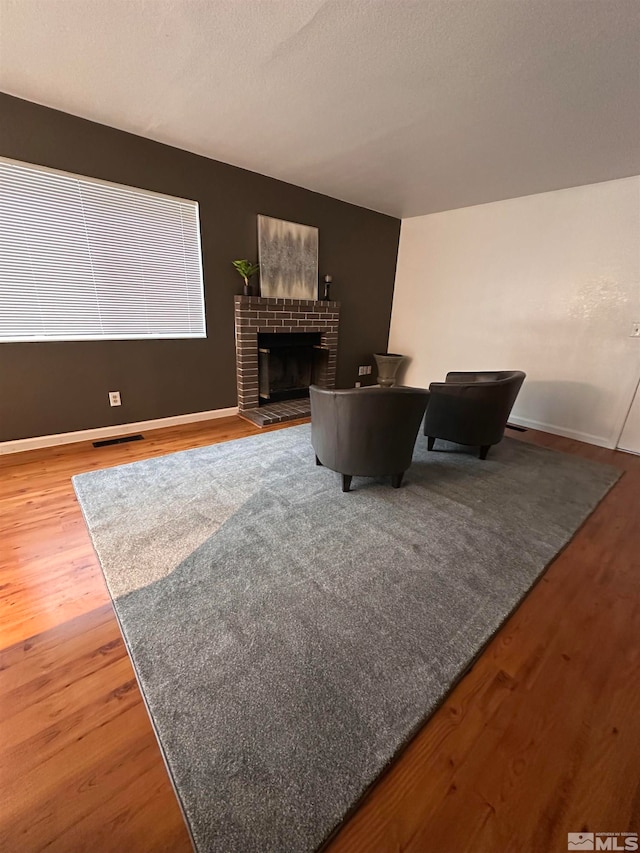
xmin=310 ymin=385 xmax=429 ymax=492
xmin=423 ymin=371 xmax=525 ymax=459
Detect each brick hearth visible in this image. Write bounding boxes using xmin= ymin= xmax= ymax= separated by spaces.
xmin=234 ymin=295 xmax=340 ymax=425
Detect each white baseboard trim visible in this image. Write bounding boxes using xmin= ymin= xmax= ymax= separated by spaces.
xmin=507 ymin=415 xmax=615 ymax=449
xmin=0 ymin=406 xmax=240 ymax=456
xmin=2 ymin=408 xmax=617 ymax=456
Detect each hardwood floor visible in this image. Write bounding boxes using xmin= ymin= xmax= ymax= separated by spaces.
xmin=1 ymin=417 xmax=638 ymax=852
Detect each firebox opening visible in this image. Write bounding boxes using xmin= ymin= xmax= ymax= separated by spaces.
xmin=258 ymin=332 xmax=328 ymax=404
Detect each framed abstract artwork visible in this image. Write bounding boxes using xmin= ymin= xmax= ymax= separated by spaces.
xmin=257 ymin=215 xmax=319 ymax=300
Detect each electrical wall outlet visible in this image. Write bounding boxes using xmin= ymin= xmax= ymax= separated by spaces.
xmin=355 ymin=381 xmax=361 ymax=388
xmin=631 ymin=323 xmax=640 ymax=337
xmin=109 ymin=391 xmax=122 ymax=407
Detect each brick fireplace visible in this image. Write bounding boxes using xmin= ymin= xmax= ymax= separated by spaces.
xmin=234 ymin=295 xmax=340 ymax=426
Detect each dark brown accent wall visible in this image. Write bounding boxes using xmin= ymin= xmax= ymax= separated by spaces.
xmin=0 ymin=93 xmax=400 ymax=442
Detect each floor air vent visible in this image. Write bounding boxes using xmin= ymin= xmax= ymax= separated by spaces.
xmin=93 ymin=434 xmax=144 ymax=448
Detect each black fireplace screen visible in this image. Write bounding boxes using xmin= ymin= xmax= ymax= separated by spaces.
xmin=258 ymin=332 xmax=328 ymax=403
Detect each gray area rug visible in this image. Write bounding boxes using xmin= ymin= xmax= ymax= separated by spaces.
xmin=72 ymin=425 xmax=620 ymax=853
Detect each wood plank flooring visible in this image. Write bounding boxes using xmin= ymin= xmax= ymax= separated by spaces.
xmin=1 ymin=417 xmax=638 ymax=852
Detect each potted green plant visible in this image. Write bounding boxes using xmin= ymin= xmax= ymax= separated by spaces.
xmin=232 ymin=260 xmax=260 ymax=296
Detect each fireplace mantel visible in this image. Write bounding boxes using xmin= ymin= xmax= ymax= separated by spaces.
xmin=234 ymin=295 xmax=340 ymax=424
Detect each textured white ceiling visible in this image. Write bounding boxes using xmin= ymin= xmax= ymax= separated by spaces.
xmin=1 ymin=0 xmax=639 ymax=217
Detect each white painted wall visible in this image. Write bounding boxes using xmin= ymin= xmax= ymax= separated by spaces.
xmin=389 ymin=177 xmax=640 ymax=448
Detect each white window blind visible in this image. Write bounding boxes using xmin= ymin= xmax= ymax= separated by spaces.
xmin=0 ymin=157 xmax=206 ymax=341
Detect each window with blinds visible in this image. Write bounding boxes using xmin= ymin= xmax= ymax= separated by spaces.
xmin=0 ymin=157 xmax=206 ymax=341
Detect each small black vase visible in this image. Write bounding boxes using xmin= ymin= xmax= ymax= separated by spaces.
xmin=243 ymin=282 xmax=252 ymax=297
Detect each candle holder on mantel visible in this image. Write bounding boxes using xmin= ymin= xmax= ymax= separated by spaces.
xmin=321 ymin=274 xmax=333 ymax=301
